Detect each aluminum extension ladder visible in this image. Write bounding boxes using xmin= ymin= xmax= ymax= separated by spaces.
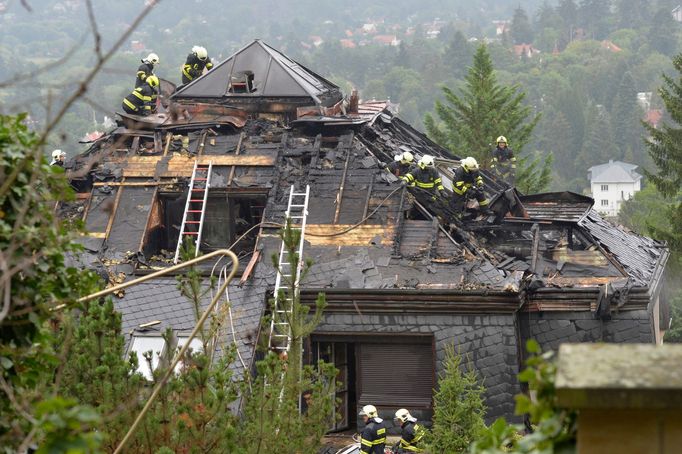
xmin=268 ymin=185 xmax=311 ymax=353
xmin=174 ymin=161 xmax=212 ymax=264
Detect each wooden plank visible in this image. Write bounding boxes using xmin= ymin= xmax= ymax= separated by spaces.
xmin=305 ymin=224 xmax=395 ymax=246
xmin=162 ymin=131 xmax=172 ymax=156
xmin=81 ymin=191 xmax=95 ymax=221
xmin=104 ymin=183 xmax=124 ymax=242
xmin=93 ymin=182 xmax=160 ymax=187
xmin=85 ymin=232 xmax=106 ymax=238
xmin=138 ymin=187 xmax=159 ymax=252
xmin=227 ymin=132 xmax=244 ymax=188
xmin=333 ymin=147 xmax=351 ymax=224
xmin=119 ymin=154 xmax=277 ymax=178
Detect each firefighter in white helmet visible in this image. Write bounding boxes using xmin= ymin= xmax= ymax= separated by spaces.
xmin=401 ymin=155 xmax=444 ymax=200
xmin=50 ymin=149 xmax=66 ymax=167
xmin=385 ymin=151 xmax=414 ymax=177
xmin=181 ymin=46 xmax=214 ymax=85
xmin=490 ymin=135 xmax=516 ymax=186
xmin=451 ymin=156 xmax=490 ymax=214
xmin=393 ymin=409 xmax=425 ymax=453
xmin=135 ymin=53 xmax=159 ymax=88
xmin=358 ymin=404 xmax=386 ymax=454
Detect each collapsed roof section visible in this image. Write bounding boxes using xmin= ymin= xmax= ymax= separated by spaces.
xmin=172 ymin=40 xmax=343 ymax=111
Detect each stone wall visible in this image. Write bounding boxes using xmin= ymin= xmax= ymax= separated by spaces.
xmin=519 ymin=310 xmax=653 ymax=353
xmin=315 ymin=312 xmax=521 ymax=426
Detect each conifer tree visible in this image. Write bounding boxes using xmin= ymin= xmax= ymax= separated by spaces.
xmin=612 ymin=71 xmax=644 ymax=163
xmin=424 ymin=44 xmax=540 ymax=167
xmin=511 ymin=6 xmax=534 ymax=45
xmin=60 ymin=299 xmax=145 ymax=452
xmin=643 ymin=54 xmax=682 ymax=260
xmin=427 ymin=346 xmax=486 ymax=453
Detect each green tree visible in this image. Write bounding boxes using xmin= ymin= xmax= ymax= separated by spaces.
xmin=643 ymin=53 xmax=682 ymax=343
xmin=578 ymin=0 xmax=614 ymax=39
xmin=0 ymin=113 xmax=103 ymax=452
xmin=576 ymin=105 xmax=618 ymax=176
xmin=470 ymin=340 xmax=577 ymax=454
xmin=649 ymin=8 xmax=679 ymax=57
xmin=516 ymin=151 xmax=554 ymax=194
xmin=617 ymin=0 xmax=652 ymax=29
xmin=612 ymin=72 xmax=645 ymax=164
xmin=424 ymin=44 xmax=539 ymax=169
xmin=444 ymin=30 xmax=474 ymax=78
xmin=511 ymin=6 xmax=534 ymax=45
xmin=427 ymin=346 xmax=486 ymax=454
xmin=60 ymin=299 xmax=145 ymax=452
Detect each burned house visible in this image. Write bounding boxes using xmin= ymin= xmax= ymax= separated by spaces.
xmin=61 ymin=40 xmax=670 ymax=430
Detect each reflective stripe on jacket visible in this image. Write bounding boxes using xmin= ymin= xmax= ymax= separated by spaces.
xmin=399 ymin=421 xmax=425 ymax=452
xmin=360 ymin=418 xmax=386 ymax=454
xmin=452 ymin=166 xmax=483 ymax=196
xmin=402 ymin=166 xmax=444 ymax=191
xmin=123 ymin=85 xmax=156 ymax=113
xmin=135 ymin=62 xmax=154 ymax=88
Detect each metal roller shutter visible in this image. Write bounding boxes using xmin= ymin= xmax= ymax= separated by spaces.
xmin=358 ymin=343 xmax=433 ymax=408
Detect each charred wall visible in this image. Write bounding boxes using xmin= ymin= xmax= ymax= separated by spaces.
xmin=313 ymin=312 xmax=521 ymax=426
xmin=518 ymin=310 xmax=654 ymax=353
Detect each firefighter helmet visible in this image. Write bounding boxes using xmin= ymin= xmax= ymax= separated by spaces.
xmin=359 ymin=405 xmax=378 ymax=418
xmin=496 ymin=135 xmax=508 ymax=144
xmin=193 ymin=46 xmax=208 ymax=60
xmin=418 ymin=155 xmax=435 ymax=169
xmin=144 ymin=53 xmax=159 ymax=65
xmin=400 ymin=151 xmax=414 ymax=164
xmin=395 ymin=408 xmax=414 ymax=424
xmin=146 ymin=75 xmax=159 ymax=88
xmin=462 ymin=156 xmax=479 ymax=171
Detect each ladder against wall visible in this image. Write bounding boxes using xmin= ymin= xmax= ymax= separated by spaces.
xmin=174 ymin=161 xmax=213 ymax=264
xmin=268 ymin=185 xmax=311 ymax=354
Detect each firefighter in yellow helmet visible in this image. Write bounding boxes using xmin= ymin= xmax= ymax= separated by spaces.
xmin=401 ymin=155 xmax=444 ymax=200
xmin=122 ymin=75 xmax=159 ymax=116
xmin=450 ymin=156 xmax=490 ymax=214
xmin=490 ymin=135 xmax=516 ymax=186
xmin=181 ymin=46 xmax=214 ymax=85
xmin=358 ymin=405 xmax=386 ymax=454
xmin=135 ymin=53 xmax=159 ymax=88
xmin=385 ymin=151 xmax=415 ymax=177
xmin=393 ymin=409 xmax=425 ymax=453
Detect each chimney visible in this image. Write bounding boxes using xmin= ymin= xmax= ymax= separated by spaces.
xmin=349 ymin=89 xmax=359 ymax=114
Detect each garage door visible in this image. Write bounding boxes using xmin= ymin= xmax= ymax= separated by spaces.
xmin=358 ymin=342 xmax=434 ymax=408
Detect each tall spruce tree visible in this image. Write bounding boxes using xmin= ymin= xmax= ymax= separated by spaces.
xmin=643 ymin=54 xmax=682 ymax=259
xmin=427 ymin=346 xmax=486 ymax=453
xmin=577 ymin=104 xmax=618 ymax=172
xmin=60 ymin=300 xmax=145 ymax=452
xmin=649 ymin=8 xmax=679 ymax=56
xmin=511 ymin=6 xmax=534 ymax=45
xmin=424 ymin=44 xmax=541 ymax=179
xmin=611 ymin=71 xmax=644 ymax=163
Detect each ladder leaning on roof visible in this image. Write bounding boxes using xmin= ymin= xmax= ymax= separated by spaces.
xmin=174 ymin=161 xmax=213 ymax=264
xmin=268 ymin=184 xmax=311 ymax=354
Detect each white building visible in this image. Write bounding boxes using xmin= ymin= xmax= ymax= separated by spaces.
xmin=588 ymin=160 xmax=642 ymax=217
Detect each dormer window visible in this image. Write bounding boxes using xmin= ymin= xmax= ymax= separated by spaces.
xmin=228 ymin=71 xmax=255 ymax=93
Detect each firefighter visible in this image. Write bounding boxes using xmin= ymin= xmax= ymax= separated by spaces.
xmin=385 ymin=151 xmax=414 ymax=177
xmin=490 ymin=135 xmax=516 ymax=186
xmin=401 ymin=155 xmax=444 ymax=200
xmin=122 ymin=75 xmax=159 ymax=116
xmin=359 ymin=405 xmax=386 ymax=454
xmin=393 ymin=409 xmax=425 ymax=453
xmin=135 ymin=53 xmax=159 ymax=88
xmin=450 ymin=156 xmax=490 ymax=213
xmin=181 ymin=46 xmax=214 ymax=85
xmin=50 ymin=149 xmax=66 ymax=167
